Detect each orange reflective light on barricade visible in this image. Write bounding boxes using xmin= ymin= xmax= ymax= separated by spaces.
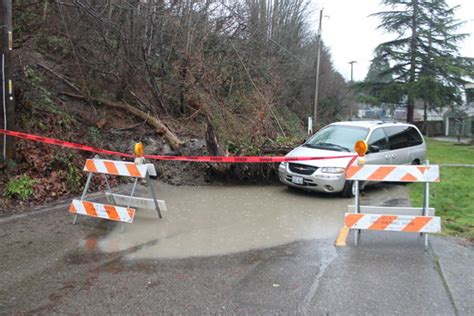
xmin=134 ymin=142 xmax=144 ymax=157
xmin=354 ymin=140 xmax=368 ymax=156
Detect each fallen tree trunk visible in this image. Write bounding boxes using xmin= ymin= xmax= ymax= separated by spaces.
xmin=205 ymin=121 xmax=226 ymax=156
xmin=62 ymin=92 xmax=183 ymax=150
xmin=205 ymin=119 xmax=230 ymax=173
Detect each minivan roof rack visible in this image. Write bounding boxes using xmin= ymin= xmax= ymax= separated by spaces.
xmin=378 ymin=120 xmax=398 ymax=124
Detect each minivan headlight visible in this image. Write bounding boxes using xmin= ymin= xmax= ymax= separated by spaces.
xmin=321 ymin=167 xmax=345 ymax=174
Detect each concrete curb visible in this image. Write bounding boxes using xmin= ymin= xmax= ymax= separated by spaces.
xmin=430 ymin=236 xmax=474 ymax=316
xmin=430 ymin=243 xmax=459 ymax=316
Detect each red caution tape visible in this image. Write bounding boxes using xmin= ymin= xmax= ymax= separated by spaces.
xmin=1 ymin=129 xmax=134 ymax=158
xmin=143 ymin=154 xmax=356 ymax=163
xmin=0 ymin=129 xmax=357 ymax=163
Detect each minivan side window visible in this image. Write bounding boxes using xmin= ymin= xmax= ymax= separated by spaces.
xmin=367 ymin=128 xmax=389 ymax=151
xmin=384 ymin=126 xmax=423 ymax=149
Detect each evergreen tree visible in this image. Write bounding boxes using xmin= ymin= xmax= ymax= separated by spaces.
xmin=365 ymin=47 xmax=392 ymax=83
xmin=368 ymin=0 xmax=474 ymax=123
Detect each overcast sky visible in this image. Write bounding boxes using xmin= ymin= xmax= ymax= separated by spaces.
xmin=308 ymin=0 xmax=474 ymax=82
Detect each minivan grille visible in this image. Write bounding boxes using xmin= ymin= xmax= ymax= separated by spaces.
xmin=289 ymin=163 xmax=318 ymax=175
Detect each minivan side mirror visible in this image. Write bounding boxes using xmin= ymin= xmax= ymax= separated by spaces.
xmin=368 ymin=145 xmax=380 ymax=153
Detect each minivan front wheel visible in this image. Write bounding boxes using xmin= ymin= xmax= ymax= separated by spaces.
xmin=341 ymin=180 xmax=354 ymax=198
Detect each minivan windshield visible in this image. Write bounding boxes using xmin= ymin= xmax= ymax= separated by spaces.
xmin=304 ymin=125 xmax=369 ymax=152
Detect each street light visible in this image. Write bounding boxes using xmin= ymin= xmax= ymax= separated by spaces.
xmin=349 ymin=60 xmax=357 ymax=83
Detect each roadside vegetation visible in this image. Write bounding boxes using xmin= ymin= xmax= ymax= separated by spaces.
xmin=409 ymin=138 xmax=474 ymax=240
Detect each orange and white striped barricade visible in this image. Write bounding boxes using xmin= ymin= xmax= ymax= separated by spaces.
xmin=345 ymin=160 xmax=440 ymax=248
xmin=69 ymin=156 xmax=166 ymax=227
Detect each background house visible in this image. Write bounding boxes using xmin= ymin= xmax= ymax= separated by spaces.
xmin=413 ymin=108 xmax=447 ymax=136
xmin=393 ymin=107 xmax=447 ymax=136
xmin=444 ymin=106 xmax=474 ymax=137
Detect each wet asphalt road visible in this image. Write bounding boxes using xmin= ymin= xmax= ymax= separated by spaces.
xmin=0 ymin=182 xmax=472 ymax=315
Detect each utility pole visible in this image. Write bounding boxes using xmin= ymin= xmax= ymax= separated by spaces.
xmin=0 ymin=0 xmax=15 ymax=160
xmin=349 ymin=60 xmax=357 ymax=83
xmin=312 ymin=8 xmax=323 ymax=133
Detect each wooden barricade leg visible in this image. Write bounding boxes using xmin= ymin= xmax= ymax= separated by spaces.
xmin=103 ymin=174 xmax=116 ymax=205
xmin=354 ymin=180 xmax=360 ymax=246
xmin=73 ymin=172 xmax=93 ymax=225
xmin=422 ymin=160 xmax=430 ymax=249
xmin=147 ymin=175 xmax=162 ymax=219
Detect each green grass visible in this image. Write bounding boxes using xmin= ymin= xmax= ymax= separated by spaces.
xmin=421 ymin=138 xmax=474 ymax=164
xmin=409 ymin=138 xmax=474 ymax=240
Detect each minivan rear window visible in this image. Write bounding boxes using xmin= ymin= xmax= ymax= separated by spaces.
xmin=305 ymin=125 xmax=369 ymax=152
xmin=384 ymin=126 xmax=423 ymax=149
xmin=407 ymin=127 xmax=423 ymax=146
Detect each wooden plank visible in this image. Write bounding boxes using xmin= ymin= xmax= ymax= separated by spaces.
xmin=106 ymin=193 xmax=167 ymax=211
xmin=344 ymin=213 xmax=441 ymax=233
xmin=69 ymin=200 xmax=135 ymax=223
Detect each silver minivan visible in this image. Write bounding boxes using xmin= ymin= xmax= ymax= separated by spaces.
xmin=278 ymin=121 xmax=426 ymax=197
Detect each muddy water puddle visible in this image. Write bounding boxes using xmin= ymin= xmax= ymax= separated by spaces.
xmin=92 ymin=183 xmax=350 ymax=259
